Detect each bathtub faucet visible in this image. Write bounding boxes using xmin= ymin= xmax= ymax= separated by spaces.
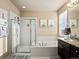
xmin=39 ymin=41 xmax=47 ymax=46
xmin=42 ymin=42 xmax=47 ymax=46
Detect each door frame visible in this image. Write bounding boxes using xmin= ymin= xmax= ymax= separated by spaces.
xmin=21 ymin=17 xmax=37 ymax=20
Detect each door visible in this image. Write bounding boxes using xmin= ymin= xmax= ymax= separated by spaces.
xmin=20 ymin=20 xmax=31 ymax=46
xmin=31 ymin=20 xmax=36 ymax=46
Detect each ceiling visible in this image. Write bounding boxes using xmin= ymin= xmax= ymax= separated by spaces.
xmin=10 ymin=0 xmax=68 ymax=11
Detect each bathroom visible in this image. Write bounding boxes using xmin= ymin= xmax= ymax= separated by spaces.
xmin=1 ymin=0 xmax=79 ymax=59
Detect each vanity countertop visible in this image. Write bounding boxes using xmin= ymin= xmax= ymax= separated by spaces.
xmin=58 ymin=37 xmax=79 ymax=47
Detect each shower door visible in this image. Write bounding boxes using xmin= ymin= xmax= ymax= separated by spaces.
xmin=20 ymin=20 xmax=31 ymax=46
xmin=11 ymin=20 xmax=20 ymax=53
xmin=18 ymin=19 xmax=36 ymax=53
xmin=20 ymin=19 xmax=36 ymax=46
xmin=31 ymin=20 xmax=36 ymax=46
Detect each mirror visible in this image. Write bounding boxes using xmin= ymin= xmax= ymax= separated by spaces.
xmin=68 ymin=4 xmax=79 ymax=39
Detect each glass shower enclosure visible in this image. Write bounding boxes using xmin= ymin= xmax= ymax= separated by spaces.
xmin=11 ymin=18 xmax=36 ymax=54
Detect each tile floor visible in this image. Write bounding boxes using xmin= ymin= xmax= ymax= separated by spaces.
xmin=30 ymin=56 xmax=60 ymax=59
xmin=6 ymin=55 xmax=61 ymax=59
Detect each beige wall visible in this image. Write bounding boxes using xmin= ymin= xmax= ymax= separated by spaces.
xmin=21 ymin=11 xmax=58 ymax=36
xmin=0 ymin=0 xmax=20 ymax=59
xmin=0 ymin=0 xmax=20 ymax=15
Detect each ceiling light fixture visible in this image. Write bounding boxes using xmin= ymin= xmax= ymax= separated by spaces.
xmin=22 ymin=6 xmax=26 ymax=8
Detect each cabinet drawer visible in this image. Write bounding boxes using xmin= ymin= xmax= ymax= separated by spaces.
xmin=58 ymin=39 xmax=69 ymax=46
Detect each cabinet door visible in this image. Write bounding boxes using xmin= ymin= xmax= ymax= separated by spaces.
xmin=58 ymin=40 xmax=64 ymax=59
xmin=64 ymin=45 xmax=71 ymax=59
xmin=58 ymin=39 xmax=71 ymax=59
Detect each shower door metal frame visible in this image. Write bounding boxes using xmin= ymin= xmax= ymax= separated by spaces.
xmin=30 ymin=19 xmax=36 ymax=46
xmin=21 ymin=17 xmax=37 ymax=46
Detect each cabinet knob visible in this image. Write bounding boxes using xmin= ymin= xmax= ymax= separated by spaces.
xmin=76 ymin=50 xmax=78 ymax=53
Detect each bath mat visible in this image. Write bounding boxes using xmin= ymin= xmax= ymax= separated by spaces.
xmin=6 ymin=55 xmax=30 ymax=59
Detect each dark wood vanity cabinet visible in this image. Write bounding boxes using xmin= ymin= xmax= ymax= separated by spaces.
xmin=71 ymin=45 xmax=79 ymax=59
xmin=58 ymin=39 xmax=79 ymax=59
xmin=58 ymin=39 xmax=71 ymax=59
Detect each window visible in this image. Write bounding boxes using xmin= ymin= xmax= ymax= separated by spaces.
xmin=0 ymin=8 xmax=8 ymax=56
xmin=59 ymin=10 xmax=68 ymax=36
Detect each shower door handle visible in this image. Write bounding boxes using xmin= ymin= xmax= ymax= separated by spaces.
xmin=27 ymin=24 xmax=30 ymax=27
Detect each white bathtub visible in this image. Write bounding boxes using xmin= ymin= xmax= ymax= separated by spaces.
xmin=31 ymin=36 xmax=58 ymax=57
xmin=31 ymin=47 xmax=58 ymax=57
xmin=35 ymin=36 xmax=58 ymax=47
xmin=31 ymin=41 xmax=58 ymax=57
